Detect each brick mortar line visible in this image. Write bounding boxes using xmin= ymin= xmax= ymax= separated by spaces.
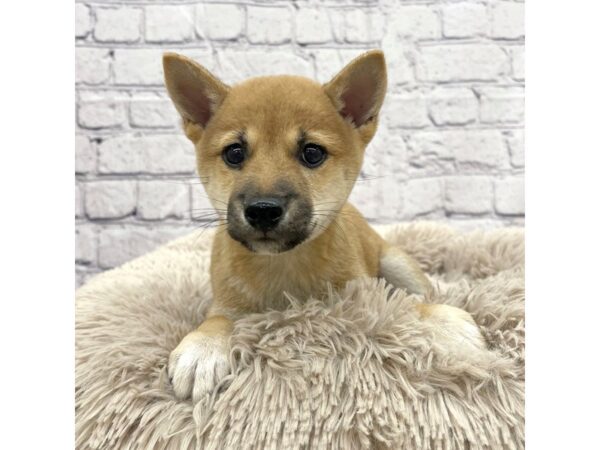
xmin=77 ymin=1 xmax=526 ymax=5
xmin=75 ymin=82 xmax=526 ymax=93
xmin=77 ymin=215 xmax=525 ymax=229
xmin=75 ymin=122 xmax=527 ymax=134
xmin=74 ymin=39 xmax=525 ymax=49
xmin=75 ymin=124 xmax=526 ymax=136
xmin=76 ymin=170 xmax=525 ymax=179
xmin=75 ymin=82 xmax=526 ymax=92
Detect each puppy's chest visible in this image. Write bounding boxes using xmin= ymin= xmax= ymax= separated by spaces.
xmin=232 ymin=267 xmax=328 ymax=310
xmin=228 ymin=259 xmax=348 ymax=311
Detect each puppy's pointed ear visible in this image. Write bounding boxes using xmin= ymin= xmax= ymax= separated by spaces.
xmin=163 ymin=53 xmax=229 ymax=129
xmin=323 ymin=50 xmax=387 ymax=128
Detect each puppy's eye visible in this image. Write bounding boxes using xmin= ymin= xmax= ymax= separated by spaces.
xmin=300 ymin=144 xmax=327 ymax=168
xmin=222 ymin=144 xmax=245 ymax=168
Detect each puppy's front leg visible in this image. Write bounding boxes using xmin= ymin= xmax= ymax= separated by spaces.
xmin=168 ymin=314 xmax=233 ymax=402
xmin=379 ymin=244 xmax=432 ymax=295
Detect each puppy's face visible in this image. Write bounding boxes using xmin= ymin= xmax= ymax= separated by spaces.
xmin=164 ymin=51 xmax=387 ymax=254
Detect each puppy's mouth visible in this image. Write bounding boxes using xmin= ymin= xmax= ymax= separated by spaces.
xmin=228 ymin=227 xmax=310 ymax=254
xmin=255 ymin=235 xmax=279 ymax=244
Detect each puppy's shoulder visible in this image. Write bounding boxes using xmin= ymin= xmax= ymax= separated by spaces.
xmin=333 ymin=203 xmax=385 ymax=276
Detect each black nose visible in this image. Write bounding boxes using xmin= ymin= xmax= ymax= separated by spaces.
xmin=244 ymin=199 xmax=284 ymax=232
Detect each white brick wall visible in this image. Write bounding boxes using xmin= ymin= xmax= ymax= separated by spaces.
xmin=75 ymin=0 xmax=525 ymax=286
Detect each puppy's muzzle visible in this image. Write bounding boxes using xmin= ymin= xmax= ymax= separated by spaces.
xmin=244 ymin=198 xmax=284 ymax=232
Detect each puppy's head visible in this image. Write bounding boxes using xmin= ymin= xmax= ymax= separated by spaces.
xmin=163 ymin=51 xmax=387 ymax=254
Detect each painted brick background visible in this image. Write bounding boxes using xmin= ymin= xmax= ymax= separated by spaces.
xmin=75 ymin=0 xmax=525 ymax=287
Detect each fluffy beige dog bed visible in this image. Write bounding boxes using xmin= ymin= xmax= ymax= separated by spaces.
xmin=76 ymin=222 xmax=524 ymax=450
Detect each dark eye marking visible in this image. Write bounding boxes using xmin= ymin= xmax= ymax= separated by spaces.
xmin=299 ymin=143 xmax=327 ymax=168
xmin=222 ymin=143 xmax=246 ymax=168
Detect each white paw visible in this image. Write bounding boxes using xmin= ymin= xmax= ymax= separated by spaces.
xmin=419 ymin=304 xmax=486 ymax=354
xmin=168 ymin=330 xmax=230 ymax=402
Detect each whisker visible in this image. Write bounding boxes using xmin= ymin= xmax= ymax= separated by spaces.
xmin=190 ymin=207 xmax=228 ymax=212
xmin=191 ymin=214 xmax=223 ymax=221
xmin=190 ymin=193 xmax=228 ymax=207
xmin=312 ymin=209 xmax=363 ymax=219
xmin=191 ymin=218 xmax=227 ymax=245
xmin=309 ymin=211 xmax=353 ymax=245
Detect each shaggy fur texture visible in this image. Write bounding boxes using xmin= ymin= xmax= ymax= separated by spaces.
xmin=75 ymin=222 xmax=524 ymax=450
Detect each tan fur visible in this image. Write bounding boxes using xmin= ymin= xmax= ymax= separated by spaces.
xmin=209 ymin=203 xmax=384 ymax=317
xmin=163 ymin=50 xmax=483 ymax=402
xmin=197 ymin=315 xmax=233 ymax=336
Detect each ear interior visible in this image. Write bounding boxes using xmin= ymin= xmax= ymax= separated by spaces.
xmin=163 ymin=53 xmax=229 ymax=128
xmin=324 ymin=51 xmax=387 ymax=128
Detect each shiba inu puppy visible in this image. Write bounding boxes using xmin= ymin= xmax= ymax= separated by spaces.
xmin=163 ymin=50 xmax=484 ymax=402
